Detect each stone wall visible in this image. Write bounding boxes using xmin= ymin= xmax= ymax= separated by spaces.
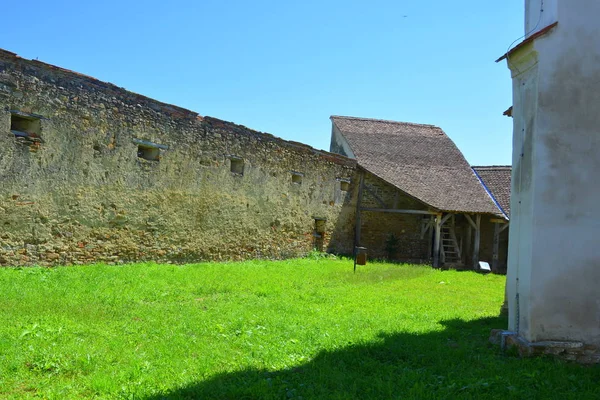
xmin=358 ymin=173 xmax=430 ymax=262
xmin=0 ymin=50 xmax=358 ymax=266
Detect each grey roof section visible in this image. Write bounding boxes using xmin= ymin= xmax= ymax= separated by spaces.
xmin=330 ymin=116 xmax=503 ymax=215
xmin=473 ymin=166 xmax=512 ymax=218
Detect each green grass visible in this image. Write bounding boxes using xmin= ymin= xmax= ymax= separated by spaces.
xmin=0 ymin=258 xmax=598 ymax=399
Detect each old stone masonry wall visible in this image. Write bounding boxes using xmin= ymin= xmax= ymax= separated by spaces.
xmin=0 ymin=50 xmax=358 ymax=266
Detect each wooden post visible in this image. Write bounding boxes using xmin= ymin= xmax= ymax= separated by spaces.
xmin=492 ymin=222 xmax=500 ymax=273
xmin=472 ymin=214 xmax=481 ymax=270
xmin=433 ymin=214 xmax=442 ymax=268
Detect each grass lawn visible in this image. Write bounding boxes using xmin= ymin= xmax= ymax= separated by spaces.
xmin=0 ymin=257 xmax=599 ymax=399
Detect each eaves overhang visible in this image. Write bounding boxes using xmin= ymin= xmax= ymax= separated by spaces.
xmin=495 ymin=21 xmax=558 ymax=63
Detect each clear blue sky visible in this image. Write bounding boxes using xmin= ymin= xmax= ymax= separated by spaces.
xmin=2 ymin=0 xmax=523 ymax=166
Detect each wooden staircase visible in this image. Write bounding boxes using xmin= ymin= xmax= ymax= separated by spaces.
xmin=441 ymin=223 xmax=462 ymax=267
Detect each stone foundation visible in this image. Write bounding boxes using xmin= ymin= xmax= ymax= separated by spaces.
xmin=490 ymin=329 xmax=600 ymax=364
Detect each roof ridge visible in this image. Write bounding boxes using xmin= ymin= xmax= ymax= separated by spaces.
xmin=330 ymin=115 xmax=438 ymax=128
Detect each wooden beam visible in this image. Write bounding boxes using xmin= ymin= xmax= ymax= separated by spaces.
xmin=472 ymin=214 xmax=481 ymax=270
xmin=492 ymin=222 xmax=500 ymax=272
xmin=465 ymin=214 xmax=477 ymax=230
xmin=490 ymin=218 xmax=508 ymax=224
xmin=421 ymin=218 xmax=432 ymax=239
xmin=360 ymin=207 xmax=438 ymax=215
xmin=433 ymin=214 xmax=442 ymax=268
xmin=441 ymin=213 xmax=453 ymax=225
xmin=500 ymin=223 xmax=510 ymax=233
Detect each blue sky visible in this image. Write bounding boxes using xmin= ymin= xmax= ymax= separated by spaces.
xmin=2 ymin=1 xmax=523 ymax=165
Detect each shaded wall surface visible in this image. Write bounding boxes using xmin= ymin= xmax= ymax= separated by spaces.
xmin=0 ymin=50 xmax=358 ymax=266
xmin=479 ymin=219 xmax=509 ymax=272
xmin=358 ymin=173 xmax=430 ymax=262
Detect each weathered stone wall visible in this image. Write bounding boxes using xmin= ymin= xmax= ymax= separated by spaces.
xmin=358 ymin=173 xmax=430 ymax=262
xmin=0 ymin=50 xmax=358 ymax=266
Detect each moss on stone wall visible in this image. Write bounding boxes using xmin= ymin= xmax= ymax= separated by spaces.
xmin=0 ymin=50 xmax=357 ymax=266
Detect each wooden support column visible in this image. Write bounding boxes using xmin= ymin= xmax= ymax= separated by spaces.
xmin=472 ymin=214 xmax=481 ymax=270
xmin=432 ymin=214 xmax=442 ymax=268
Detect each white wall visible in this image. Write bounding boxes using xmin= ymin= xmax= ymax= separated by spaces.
xmin=508 ymin=0 xmax=600 ymax=345
xmin=525 ymin=0 xmax=558 ymax=37
xmin=506 ymin=42 xmax=538 ymax=336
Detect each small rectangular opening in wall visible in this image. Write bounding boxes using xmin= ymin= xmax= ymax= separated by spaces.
xmin=314 ymin=217 xmax=326 ymax=233
xmin=339 ymin=179 xmax=351 ymax=192
xmin=138 ymin=145 xmax=160 ymax=161
xmin=230 ymin=157 xmax=244 ymax=175
xmin=313 ymin=217 xmax=327 ymax=251
xmin=10 ymin=111 xmax=43 ymax=144
xmin=133 ymin=138 xmax=168 ymax=162
xmin=291 ymin=171 xmax=304 ymax=184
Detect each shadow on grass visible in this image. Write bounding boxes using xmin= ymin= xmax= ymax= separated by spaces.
xmin=146 ymin=315 xmax=600 ymax=399
xmin=145 ymin=314 xmax=600 ymax=399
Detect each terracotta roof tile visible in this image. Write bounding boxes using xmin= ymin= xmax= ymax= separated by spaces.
xmin=331 ymin=116 xmax=502 ymax=215
xmin=473 ymin=166 xmax=512 ymax=217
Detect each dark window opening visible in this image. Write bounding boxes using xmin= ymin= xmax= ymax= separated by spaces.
xmin=230 ymin=157 xmax=244 ymax=175
xmin=133 ymin=138 xmax=167 ymax=162
xmin=291 ymin=171 xmax=304 ymax=184
xmin=137 ymin=145 xmax=160 ymax=161
xmin=10 ymin=112 xmax=43 ymax=145
xmin=340 ymin=180 xmax=350 ymax=191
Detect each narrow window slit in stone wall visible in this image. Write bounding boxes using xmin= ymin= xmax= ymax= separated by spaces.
xmin=133 ymin=138 xmax=168 ymax=162
xmin=230 ymin=157 xmax=244 ymax=175
xmin=291 ymin=171 xmax=304 ymax=184
xmin=10 ymin=110 xmax=43 ymax=147
xmin=339 ymin=179 xmax=350 ymax=192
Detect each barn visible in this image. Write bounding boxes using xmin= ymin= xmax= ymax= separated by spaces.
xmin=330 ymin=116 xmax=508 ymax=270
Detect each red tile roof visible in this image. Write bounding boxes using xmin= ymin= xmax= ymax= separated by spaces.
xmin=473 ymin=166 xmax=512 ymax=218
xmin=331 ymin=116 xmax=502 ymax=215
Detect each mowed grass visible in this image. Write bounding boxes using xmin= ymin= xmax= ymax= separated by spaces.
xmin=0 ymin=258 xmax=599 ymax=399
